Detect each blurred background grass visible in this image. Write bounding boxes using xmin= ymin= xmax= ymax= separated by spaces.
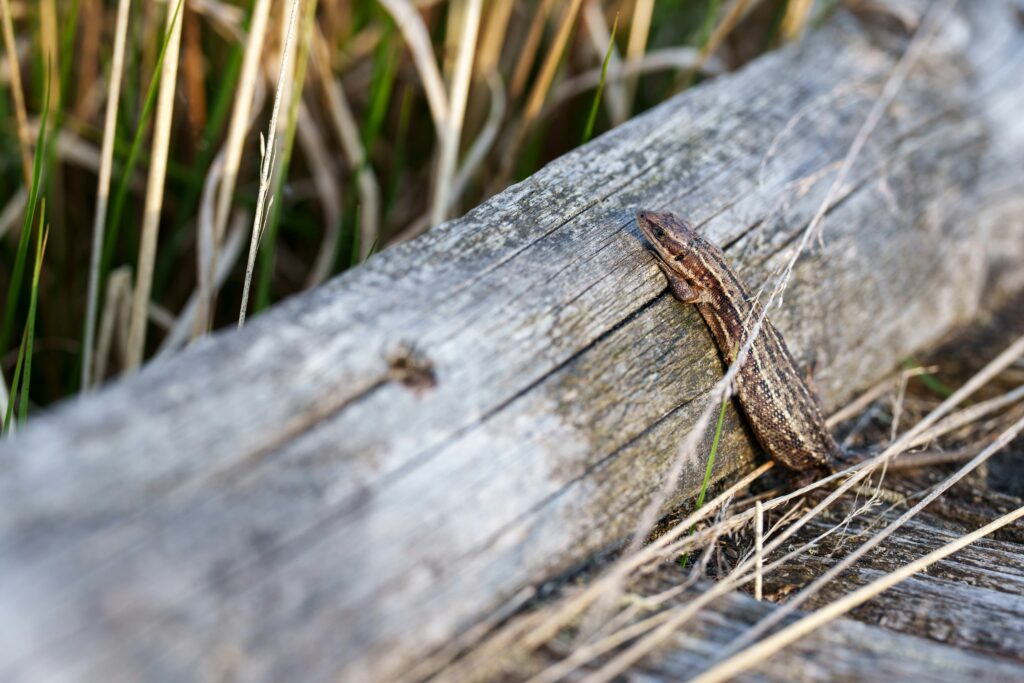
xmin=0 ymin=0 xmax=838 ymax=423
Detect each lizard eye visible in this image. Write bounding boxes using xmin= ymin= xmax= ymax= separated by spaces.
xmin=653 ymin=226 xmax=665 ymax=239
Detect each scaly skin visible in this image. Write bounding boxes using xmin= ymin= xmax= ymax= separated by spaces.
xmin=636 ymin=209 xmax=843 ymax=473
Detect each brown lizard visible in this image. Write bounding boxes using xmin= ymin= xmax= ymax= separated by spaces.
xmin=636 ymin=209 xmax=846 ymax=473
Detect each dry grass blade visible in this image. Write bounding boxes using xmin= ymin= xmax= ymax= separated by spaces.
xmin=904 ymin=382 xmax=1024 ymax=449
xmin=75 ymin=0 xmax=103 ymax=119
xmin=377 ymin=0 xmax=450 ymax=130
xmin=622 ymin=0 xmax=653 ymax=112
xmin=313 ymin=29 xmax=380 ymax=261
xmin=39 ymin=0 xmax=60 ymax=110
xmin=238 ymin=0 xmax=301 ymax=328
xmin=450 ymin=70 xmax=505 ymax=212
xmin=163 ymin=214 xmax=247 ymax=356
xmin=522 ymin=0 xmax=585 ymax=126
xmin=0 ymin=372 xmax=7 ymax=427
xmin=475 ymin=0 xmax=514 ymax=77
xmin=781 ymin=0 xmax=816 ymax=42
xmin=82 ymin=0 xmax=132 ymax=390
xmin=692 ymin=500 xmax=1024 ymax=683
xmin=390 ymin=70 xmax=506 ymax=245
xmin=195 ymin=87 xmax=268 ymax=339
xmin=194 ymin=0 xmax=272 ymax=339
xmin=510 ymin=0 xmax=557 ymax=99
xmin=430 ymin=0 xmax=482 ymax=227
xmin=700 ymin=0 xmax=754 ymax=65
xmin=94 ymin=267 xmax=131 ymax=383
xmin=0 ymin=0 xmax=31 ymax=186
xmin=124 ymin=0 xmax=184 ymax=370
xmin=298 ymin=102 xmax=342 ymax=286
xmin=754 ymin=499 xmax=764 ymax=601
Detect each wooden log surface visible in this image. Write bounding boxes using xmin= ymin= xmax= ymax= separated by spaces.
xmin=3 ymin=1 xmax=1024 ymax=681
xmin=619 ymin=590 xmax=1024 ymax=683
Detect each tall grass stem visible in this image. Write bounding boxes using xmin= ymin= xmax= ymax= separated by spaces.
xmin=82 ymin=0 xmax=132 ymax=390
xmin=124 ymin=0 xmax=184 ymax=370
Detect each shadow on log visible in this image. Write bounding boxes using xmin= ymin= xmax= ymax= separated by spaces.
xmin=2 ymin=1 xmax=1024 ymax=681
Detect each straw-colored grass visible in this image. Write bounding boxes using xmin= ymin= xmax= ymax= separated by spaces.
xmin=194 ymin=0 xmax=272 ymax=339
xmin=239 ymin=0 xmax=302 ymax=327
xmin=430 ymin=0 xmax=482 ymax=227
xmin=124 ymin=0 xmax=184 ymax=370
xmin=82 ymin=0 xmax=132 ymax=389
xmin=622 ymin=0 xmax=653 ymax=111
xmin=0 ymin=0 xmax=31 ymax=186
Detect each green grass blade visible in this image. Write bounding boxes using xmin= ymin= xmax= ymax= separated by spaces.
xmin=384 ymin=87 xmax=414 ymax=223
xmin=581 ymin=14 xmax=618 ymax=144
xmin=699 ymin=392 xmax=729 ymax=507
xmin=58 ymin=0 xmax=81 ymax=97
xmin=902 ymin=357 xmax=956 ymax=398
xmin=363 ymin=22 xmax=398 ymax=152
xmin=681 ymin=391 xmax=729 ymax=568
xmin=3 ymin=329 xmax=27 ymax=434
xmin=18 ymin=200 xmax=48 ymax=425
xmin=0 ymin=69 xmax=51 ymax=357
xmin=349 ymin=204 xmax=363 ymax=267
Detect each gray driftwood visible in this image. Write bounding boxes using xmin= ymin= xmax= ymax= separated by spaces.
xmin=2 ymin=1 xmax=1024 ymax=681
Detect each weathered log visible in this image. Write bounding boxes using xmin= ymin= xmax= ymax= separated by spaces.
xmin=2 ymin=1 xmax=1024 ymax=681
xmin=601 ymin=576 xmax=1024 ymax=683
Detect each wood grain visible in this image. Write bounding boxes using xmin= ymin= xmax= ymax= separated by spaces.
xmin=2 ymin=2 xmax=1023 ymax=681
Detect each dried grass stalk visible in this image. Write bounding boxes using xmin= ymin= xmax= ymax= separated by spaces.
xmin=125 ymin=0 xmax=185 ymax=371
xmin=82 ymin=0 xmax=132 ymax=389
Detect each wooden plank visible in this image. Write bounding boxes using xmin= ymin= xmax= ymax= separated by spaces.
xmin=763 ymin=492 xmax=1024 ymax=661
xmin=2 ymin=1 xmax=1024 ymax=681
xmin=613 ymin=586 xmax=1024 ymax=683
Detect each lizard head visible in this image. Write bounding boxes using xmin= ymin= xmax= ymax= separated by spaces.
xmin=636 ymin=208 xmax=706 ymax=268
xmin=636 ymin=209 xmax=720 ymax=303
xmin=635 ymin=210 xmax=698 ymax=257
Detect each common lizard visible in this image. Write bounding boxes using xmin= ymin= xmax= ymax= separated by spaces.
xmin=636 ymin=209 xmax=846 ymax=473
